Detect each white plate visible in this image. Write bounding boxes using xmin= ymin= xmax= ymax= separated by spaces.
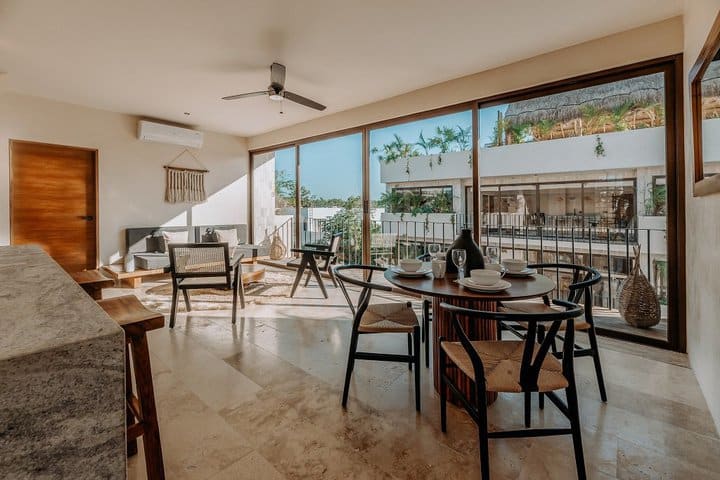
xmin=503 ymin=267 xmax=536 ymax=277
xmin=456 ymin=278 xmax=512 ymax=292
xmin=390 ymin=266 xmax=432 ymax=278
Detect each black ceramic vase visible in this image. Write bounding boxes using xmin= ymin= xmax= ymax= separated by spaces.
xmin=445 ymin=228 xmax=485 ymax=276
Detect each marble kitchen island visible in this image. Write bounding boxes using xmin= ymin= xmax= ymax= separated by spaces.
xmin=0 ymin=245 xmax=126 ymax=479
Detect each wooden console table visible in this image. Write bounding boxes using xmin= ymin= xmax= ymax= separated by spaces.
xmin=104 ymin=261 xmax=266 ymax=289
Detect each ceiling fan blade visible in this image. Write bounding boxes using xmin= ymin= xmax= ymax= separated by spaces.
xmin=221 ymin=91 xmax=268 ymax=101
xmin=270 ymin=63 xmax=286 ymax=89
xmin=283 ymin=91 xmax=326 ymax=111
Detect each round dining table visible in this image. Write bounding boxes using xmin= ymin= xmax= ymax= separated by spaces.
xmin=384 ymin=268 xmax=556 ymax=404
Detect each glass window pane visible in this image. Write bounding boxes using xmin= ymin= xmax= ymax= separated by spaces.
xmin=479 ymin=71 xmax=670 ymax=343
xmin=299 ymin=133 xmax=363 ymax=264
xmin=370 ymin=110 xmax=472 ymax=265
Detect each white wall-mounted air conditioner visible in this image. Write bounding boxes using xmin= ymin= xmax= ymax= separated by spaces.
xmin=137 ymin=120 xmax=204 ymax=149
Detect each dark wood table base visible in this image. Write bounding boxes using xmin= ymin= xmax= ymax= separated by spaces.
xmin=432 ymin=296 xmax=499 ymax=405
xmin=384 ymin=269 xmax=555 ymax=408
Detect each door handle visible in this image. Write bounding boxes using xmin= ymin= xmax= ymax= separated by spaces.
xmin=79 ymin=215 xmax=95 ymax=221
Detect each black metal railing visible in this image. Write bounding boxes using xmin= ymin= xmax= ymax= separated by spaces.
xmin=297 ymin=215 xmax=667 ymax=313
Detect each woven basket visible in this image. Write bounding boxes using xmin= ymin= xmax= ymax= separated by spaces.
xmin=269 ymin=233 xmax=287 ymax=260
xmin=619 ymin=245 xmax=660 ymax=328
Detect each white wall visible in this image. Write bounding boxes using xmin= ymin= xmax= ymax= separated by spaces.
xmin=251 ymin=151 xmax=277 ymax=244
xmin=480 ymin=127 xmax=666 ymax=177
xmin=684 ymin=0 xmax=720 ymax=433
xmin=380 ymin=151 xmax=473 ymax=183
xmin=0 ymin=93 xmax=249 ymax=265
xmin=380 ymin=128 xmax=668 ymax=184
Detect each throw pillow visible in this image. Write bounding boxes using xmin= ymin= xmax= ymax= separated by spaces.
xmin=162 ymin=230 xmax=188 ymax=252
xmin=214 ymin=228 xmax=238 ymax=247
xmin=214 ymin=228 xmax=238 ymax=258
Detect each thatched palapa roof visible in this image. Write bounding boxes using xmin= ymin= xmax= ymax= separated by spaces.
xmin=503 ymin=73 xmax=664 ymax=127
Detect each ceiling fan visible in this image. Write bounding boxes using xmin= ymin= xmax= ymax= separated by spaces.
xmin=222 ymin=63 xmax=326 ymax=111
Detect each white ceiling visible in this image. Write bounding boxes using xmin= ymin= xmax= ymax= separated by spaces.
xmin=0 ymin=0 xmax=683 ymax=137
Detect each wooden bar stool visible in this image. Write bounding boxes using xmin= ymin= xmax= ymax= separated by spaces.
xmin=97 ymin=295 xmax=165 ymax=480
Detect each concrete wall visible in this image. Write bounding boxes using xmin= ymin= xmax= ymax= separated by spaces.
xmin=684 ymin=0 xmax=720 ymax=433
xmin=380 ymin=127 xmax=669 ymax=183
xmin=251 ymin=151 xmax=277 ymax=245
xmin=249 ymin=17 xmax=683 ymax=150
xmin=380 ymin=151 xmax=473 ymax=183
xmin=0 ymin=93 xmax=249 ymax=264
xmin=480 ymin=127 xmax=666 ymax=177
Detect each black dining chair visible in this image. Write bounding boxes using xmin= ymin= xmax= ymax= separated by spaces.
xmin=167 ymin=243 xmax=245 ymax=328
xmin=438 ymin=300 xmax=587 ymax=480
xmin=334 ymin=264 xmax=422 ymax=411
xmin=499 ymin=263 xmax=606 ymax=410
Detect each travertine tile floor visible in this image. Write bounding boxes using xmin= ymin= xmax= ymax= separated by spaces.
xmin=114 ymin=268 xmax=720 ymax=479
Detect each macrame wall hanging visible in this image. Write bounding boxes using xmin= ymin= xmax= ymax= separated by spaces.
xmin=164 ymin=149 xmax=208 ymax=204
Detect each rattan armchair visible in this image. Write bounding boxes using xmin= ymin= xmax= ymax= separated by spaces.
xmin=167 ymin=243 xmax=245 ymax=328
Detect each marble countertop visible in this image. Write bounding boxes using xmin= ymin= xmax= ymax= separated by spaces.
xmin=0 ymin=245 xmax=123 ymax=361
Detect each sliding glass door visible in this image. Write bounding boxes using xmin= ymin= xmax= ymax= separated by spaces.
xmin=299 ymin=133 xmax=363 ymax=264
xmin=368 ymin=110 xmax=472 ymax=266
xmin=477 ymin=62 xmax=682 ymax=348
xmin=249 ymin=56 xmax=683 ymax=350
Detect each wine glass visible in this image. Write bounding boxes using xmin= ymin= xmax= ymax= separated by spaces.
xmin=428 ymin=243 xmax=441 ymax=259
xmin=486 ymin=246 xmax=499 ymax=264
xmin=451 ymin=249 xmax=467 ymax=278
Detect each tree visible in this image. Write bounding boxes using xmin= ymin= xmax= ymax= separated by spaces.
xmin=415 ymin=131 xmax=433 ymax=155
xmin=371 ymin=133 xmax=419 ymax=164
xmin=454 ymin=125 xmax=471 ymax=150
xmin=274 ymin=169 xmax=318 ymax=207
xmin=429 ymin=126 xmax=456 ymax=153
xmin=505 ymin=122 xmax=531 ymax=144
xmin=275 ymin=169 xmax=296 ymax=207
xmin=487 ymin=114 xmax=506 ymax=147
xmin=321 ymin=207 xmax=363 ymax=262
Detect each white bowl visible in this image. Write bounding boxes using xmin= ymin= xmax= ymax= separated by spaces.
xmin=502 ymin=258 xmax=528 ymax=273
xmin=469 ymin=269 xmax=501 ymax=286
xmin=399 ymin=259 xmax=422 ymax=272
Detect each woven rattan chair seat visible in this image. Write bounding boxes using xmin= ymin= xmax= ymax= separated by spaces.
xmin=441 ymin=340 xmax=568 ymax=393
xmin=359 ymin=302 xmax=418 ymax=333
xmin=177 ymin=276 xmax=229 ymax=287
xmin=499 ymin=301 xmax=590 ymax=331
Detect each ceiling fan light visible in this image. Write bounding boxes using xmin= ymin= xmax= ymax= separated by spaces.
xmin=269 ymin=93 xmax=284 ymax=101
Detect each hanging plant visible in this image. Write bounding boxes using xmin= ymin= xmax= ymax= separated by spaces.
xmin=437 ymin=153 xmax=443 ymax=165
xmin=594 ymin=135 xmax=606 ymax=158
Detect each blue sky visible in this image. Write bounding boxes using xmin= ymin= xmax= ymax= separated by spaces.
xmin=273 ymin=106 xmax=507 ymax=200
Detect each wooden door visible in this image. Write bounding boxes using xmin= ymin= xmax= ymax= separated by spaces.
xmin=11 ymin=140 xmax=98 ymax=272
